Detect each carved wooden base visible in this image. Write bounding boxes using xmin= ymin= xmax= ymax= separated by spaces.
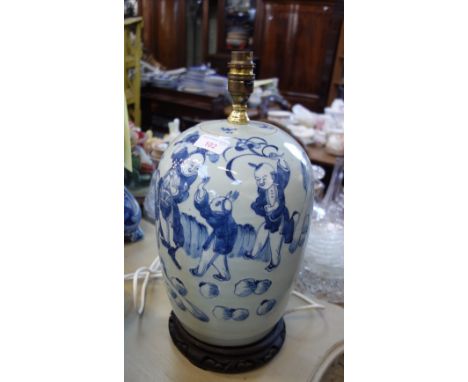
xmin=168 ymin=311 xmax=286 ymax=373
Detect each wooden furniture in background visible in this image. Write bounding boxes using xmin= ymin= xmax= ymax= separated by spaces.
xmin=137 ymin=0 xmax=344 ymax=128
xmin=305 ymin=145 xmax=340 ymax=167
xmin=139 ymin=0 xmax=187 ymax=68
xmin=254 ymin=0 xmax=343 ymax=112
xmin=141 ymin=86 xmax=225 ymax=133
xmin=201 ymin=0 xmax=343 ymax=112
xmin=328 ymin=22 xmax=344 ymax=105
xmin=202 ymin=0 xmax=259 ymax=75
xmin=124 ymin=17 xmax=143 ymax=126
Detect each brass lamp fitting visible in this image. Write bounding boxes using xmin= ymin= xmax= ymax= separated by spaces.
xmin=227 ymin=51 xmax=255 ymax=124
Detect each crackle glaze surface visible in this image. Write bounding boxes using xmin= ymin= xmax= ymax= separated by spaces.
xmin=152 ymin=120 xmax=313 ymax=346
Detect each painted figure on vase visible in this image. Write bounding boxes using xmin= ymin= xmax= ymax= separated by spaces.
xmin=190 ymin=176 xmax=255 ymax=281
xmin=156 ymin=146 xmax=206 ymax=269
xmin=249 ymin=158 xmax=299 ymax=271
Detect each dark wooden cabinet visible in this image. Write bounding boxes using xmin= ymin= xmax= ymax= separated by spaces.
xmin=201 ymin=0 xmax=343 ymax=111
xmin=254 ymin=0 xmax=343 ymax=111
xmin=202 ymin=0 xmax=259 ymax=75
xmin=328 ymin=22 xmax=344 ymax=104
xmin=140 ymin=0 xmax=187 ymax=68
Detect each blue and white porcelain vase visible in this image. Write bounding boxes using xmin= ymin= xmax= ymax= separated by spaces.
xmin=124 ymin=187 xmax=144 ymax=242
xmin=152 ymin=52 xmax=313 ymax=349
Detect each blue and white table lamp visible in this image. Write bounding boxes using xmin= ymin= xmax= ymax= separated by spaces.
xmin=151 ymin=51 xmax=314 ymax=373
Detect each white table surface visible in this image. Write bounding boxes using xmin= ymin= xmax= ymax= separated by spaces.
xmin=125 ymin=219 xmax=344 ymax=382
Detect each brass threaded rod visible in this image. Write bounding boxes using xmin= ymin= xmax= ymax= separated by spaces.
xmin=227 ymin=51 xmax=255 ymax=125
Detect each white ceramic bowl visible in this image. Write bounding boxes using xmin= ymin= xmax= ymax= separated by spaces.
xmin=292 ymin=104 xmax=318 ymax=127
xmin=287 ymin=124 xmax=315 ymax=145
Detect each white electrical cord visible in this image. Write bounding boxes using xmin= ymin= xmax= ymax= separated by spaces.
xmin=284 ymin=290 xmax=325 ymax=314
xmin=124 ymin=256 xmax=163 ymax=315
xmin=125 ymin=255 xmax=324 ymax=315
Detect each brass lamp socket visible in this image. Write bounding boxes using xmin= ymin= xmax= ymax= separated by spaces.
xmin=227 ymin=51 xmax=255 ymax=125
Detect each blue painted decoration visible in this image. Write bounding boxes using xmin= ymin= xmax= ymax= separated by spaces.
xmin=256 ymin=299 xmax=277 ymax=316
xmin=155 ymin=133 xmax=306 ymax=276
xmin=179 ymin=213 xmax=209 ymax=259
xmin=161 ymin=258 xmax=210 ymax=322
xmin=289 ymin=212 xmax=310 ymax=253
xmin=154 ymin=132 xmax=223 ymax=269
xmin=221 ymin=127 xmax=236 ymax=134
xmin=182 ymin=298 xmax=210 ymax=322
xmin=189 ymin=177 xmax=256 ymax=282
xmin=246 ymin=121 xmax=277 ymax=131
xmin=171 ymin=277 xmax=188 ymax=296
xmin=167 ymin=288 xmax=186 ymax=311
xmin=124 ymin=187 xmax=144 ymax=242
xmin=174 ymin=131 xmax=201 ymax=146
xmin=213 ymin=306 xmax=250 ymax=321
xmin=223 ymin=136 xmax=283 ymax=181
xmin=248 ymin=158 xmax=300 ymax=271
xmin=154 ymin=144 xmax=211 ymax=269
xmin=168 ymin=287 xmax=177 ymax=299
xmin=174 ymin=131 xmax=220 ymax=163
xmin=234 ymin=278 xmax=272 ymax=297
xmin=232 ymin=309 xmax=250 ymax=321
xmin=199 ymin=282 xmax=220 ymax=299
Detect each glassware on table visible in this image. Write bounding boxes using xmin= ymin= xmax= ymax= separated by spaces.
xmin=311 ymin=164 xmax=326 ymax=202
xmin=296 ymin=158 xmax=344 ymax=304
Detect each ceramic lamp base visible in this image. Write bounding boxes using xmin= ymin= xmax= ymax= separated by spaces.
xmin=168 ymin=311 xmax=286 ymax=373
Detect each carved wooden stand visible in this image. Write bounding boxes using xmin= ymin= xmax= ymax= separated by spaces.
xmin=168 ymin=311 xmax=286 ymax=373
